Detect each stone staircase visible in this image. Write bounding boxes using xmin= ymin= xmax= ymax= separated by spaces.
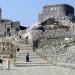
xmin=16 ymin=42 xmax=51 ymax=66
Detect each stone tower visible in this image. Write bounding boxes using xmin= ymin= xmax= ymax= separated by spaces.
xmin=38 ymin=4 xmax=74 ymax=23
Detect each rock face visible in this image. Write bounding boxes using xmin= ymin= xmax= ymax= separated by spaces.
xmin=31 ymin=17 xmax=75 ymax=65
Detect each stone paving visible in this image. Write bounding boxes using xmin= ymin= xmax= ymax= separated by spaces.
xmin=0 ymin=65 xmax=75 ymax=75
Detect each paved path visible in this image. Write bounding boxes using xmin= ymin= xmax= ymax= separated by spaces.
xmin=0 ymin=65 xmax=75 ymax=75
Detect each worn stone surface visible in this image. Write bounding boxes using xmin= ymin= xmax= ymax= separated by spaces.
xmin=0 ymin=66 xmax=75 ymax=75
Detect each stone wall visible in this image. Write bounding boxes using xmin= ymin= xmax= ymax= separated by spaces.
xmin=32 ymin=24 xmax=75 ymax=64
xmin=43 ymin=29 xmax=75 ymax=39
xmin=32 ymin=28 xmax=75 ymax=42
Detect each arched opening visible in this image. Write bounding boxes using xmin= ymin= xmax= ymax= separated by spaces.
xmin=7 ymin=27 xmax=11 ymax=36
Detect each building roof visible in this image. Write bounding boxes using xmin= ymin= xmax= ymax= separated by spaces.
xmin=1 ymin=19 xmax=11 ymax=22
xmin=43 ymin=4 xmax=73 ymax=8
xmin=20 ymin=26 xmax=27 ymax=30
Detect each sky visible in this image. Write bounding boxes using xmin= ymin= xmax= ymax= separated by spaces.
xmin=0 ymin=0 xmax=75 ymax=27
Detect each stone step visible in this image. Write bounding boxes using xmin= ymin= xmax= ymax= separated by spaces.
xmin=16 ymin=56 xmax=39 ymax=61
xmin=18 ymin=50 xmax=34 ymax=51
xmin=19 ymin=45 xmax=32 ymax=47
xmin=16 ymin=56 xmax=38 ymax=59
xmin=19 ymin=47 xmax=32 ymax=49
xmin=16 ymin=56 xmax=39 ymax=60
xmin=16 ymin=54 xmax=39 ymax=57
xmin=17 ymin=50 xmax=36 ymax=53
xmin=16 ymin=53 xmax=33 ymax=55
xmin=19 ymin=44 xmax=32 ymax=47
xmin=16 ymin=50 xmax=34 ymax=52
xmin=16 ymin=51 xmax=34 ymax=53
xmin=16 ymin=51 xmax=35 ymax=54
xmin=16 ymin=55 xmax=38 ymax=57
xmin=19 ymin=48 xmax=33 ymax=50
xmin=17 ymin=49 xmax=35 ymax=52
xmin=16 ymin=54 xmax=38 ymax=57
xmin=16 ymin=58 xmax=40 ymax=61
xmin=15 ymin=63 xmax=52 ymax=67
xmin=19 ymin=44 xmax=32 ymax=46
xmin=16 ymin=54 xmax=39 ymax=59
xmin=16 ymin=59 xmax=39 ymax=61
xmin=16 ymin=51 xmax=37 ymax=54
xmin=16 ymin=52 xmax=36 ymax=55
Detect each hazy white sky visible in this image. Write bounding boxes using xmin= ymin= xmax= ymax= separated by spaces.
xmin=0 ymin=0 xmax=75 ymax=27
